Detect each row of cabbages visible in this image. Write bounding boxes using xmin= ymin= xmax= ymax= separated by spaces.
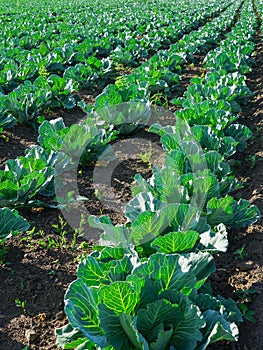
xmin=55 ymin=1 xmax=261 ymax=349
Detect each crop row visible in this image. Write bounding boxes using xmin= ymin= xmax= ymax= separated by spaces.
xmin=0 ymin=0 xmax=244 ymax=228
xmin=54 ymin=1 xmax=261 ymax=349
xmin=92 ymin=0 xmax=242 ymax=109
xmin=0 ymin=0 xmax=237 ymax=129
xmin=0 ymin=0 xmax=261 ymax=348
xmin=0 ymin=1 xmax=262 ymax=350
xmin=0 ymin=0 xmax=231 ymax=89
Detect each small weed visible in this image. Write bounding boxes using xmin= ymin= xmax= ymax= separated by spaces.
xmin=52 ymin=215 xmax=67 ymax=235
xmin=52 ymin=215 xmax=68 ymax=246
xmin=46 ymin=236 xmax=61 ymax=249
xmin=235 ymin=287 xmax=257 ymax=302
xmin=233 ymin=245 xmax=248 ymax=260
xmin=71 ymin=214 xmax=86 ymax=251
xmin=94 ymin=188 xmax=101 ymax=200
xmin=252 ymin=126 xmax=260 ymax=134
xmin=0 ymin=131 xmax=9 ymax=142
xmin=21 ymin=227 xmax=44 ymax=247
xmin=38 ymin=239 xmax=46 ymax=247
xmin=115 ymin=75 xmax=129 ymax=88
xmin=99 ymin=207 xmax=105 ymax=215
xmin=94 ymin=188 xmax=108 ymax=204
xmin=15 ymin=298 xmax=27 ymax=313
xmin=138 ymin=141 xmax=153 ymax=167
xmin=238 ymin=303 xmax=256 ymax=323
xmin=0 ymin=245 xmax=8 ymax=265
xmin=150 ymin=92 xmax=169 ymax=108
xmin=246 ymin=154 xmax=262 ymax=169
xmin=71 ymin=231 xmax=78 ymax=251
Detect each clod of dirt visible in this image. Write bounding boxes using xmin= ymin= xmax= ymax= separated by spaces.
xmin=238 ymin=261 xmax=255 ymax=271
xmin=25 ymin=329 xmax=39 ymax=343
xmin=56 ymin=311 xmax=65 ymax=320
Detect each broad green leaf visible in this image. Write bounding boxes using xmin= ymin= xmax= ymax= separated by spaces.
xmin=149 ymin=123 xmax=176 ymax=136
xmin=119 ymin=314 xmax=149 ymax=350
xmin=55 ymin=323 xmax=94 ymax=349
xmin=0 ymin=180 xmax=18 ymax=206
xmin=219 ymin=136 xmax=238 ymax=158
xmin=153 ymin=167 xmax=187 ymax=203
xmin=89 ymin=215 xmax=131 ymax=247
xmin=38 ymin=117 xmax=66 ymax=149
xmin=184 ymin=252 xmax=215 ymax=289
xmin=131 ymin=203 xmax=201 ymax=246
xmin=95 ymin=84 xmax=123 ymax=109
xmin=165 ymin=150 xmax=185 ymax=175
xmin=216 ymin=295 xmax=243 ymax=324
xmin=161 ymin=134 xmax=178 ymax=151
xmin=126 ymin=190 xmax=161 ymax=222
xmin=205 ymin=151 xmax=223 ymax=174
xmin=155 ymin=291 xmax=205 ymax=350
xmin=149 ymin=325 xmax=173 ymax=350
xmin=232 ymin=199 xmax=261 ymax=227
xmin=99 ymin=281 xmax=140 ymax=314
xmin=131 ymin=211 xmax=163 ymax=245
xmin=131 ymin=277 xmax=159 ymax=310
xmin=197 ymin=310 xmax=239 ymax=349
xmin=151 ymin=231 xmax=200 ymax=254
xmin=133 ymin=253 xmax=196 ymax=293
xmin=170 ymin=203 xmax=201 ymax=232
xmin=207 ymin=196 xmax=234 ymax=226
xmin=77 ymin=256 xmax=109 ymax=287
xmin=130 ymin=203 xmax=179 ymax=245
xmin=169 ymin=294 xmax=204 ymax=349
xmin=99 ymin=305 xmax=148 ymax=350
xmin=225 ymin=124 xmax=252 ymax=151
xmin=0 ymin=208 xmax=30 ymax=242
xmin=192 ymin=172 xmax=220 ymax=204
xmin=65 ymin=280 xmax=107 ymax=347
xmin=99 ymin=246 xmax=125 ymax=260
xmin=137 ymin=299 xmax=179 ymax=335
xmin=108 ymin=256 xmax=134 ymax=282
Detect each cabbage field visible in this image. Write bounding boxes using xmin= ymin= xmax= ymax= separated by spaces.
xmin=0 ymin=0 xmax=262 ymax=349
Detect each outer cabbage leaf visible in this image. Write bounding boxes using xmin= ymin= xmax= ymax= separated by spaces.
xmin=55 ymin=323 xmax=95 ymax=350
xmin=65 ymin=281 xmax=107 ymax=348
xmin=0 ymin=208 xmax=30 ymax=242
xmin=197 ymin=310 xmax=239 ymax=350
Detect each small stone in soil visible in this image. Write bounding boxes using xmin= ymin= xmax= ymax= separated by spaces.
xmin=238 ymin=261 xmax=254 ymax=271
xmin=25 ymin=329 xmax=39 ymax=343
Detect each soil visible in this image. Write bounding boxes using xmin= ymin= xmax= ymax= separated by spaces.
xmin=0 ymin=21 xmax=262 ymax=350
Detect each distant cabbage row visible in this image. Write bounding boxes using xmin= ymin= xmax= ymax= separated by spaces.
xmin=1 ymin=0 xmax=233 ymax=127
